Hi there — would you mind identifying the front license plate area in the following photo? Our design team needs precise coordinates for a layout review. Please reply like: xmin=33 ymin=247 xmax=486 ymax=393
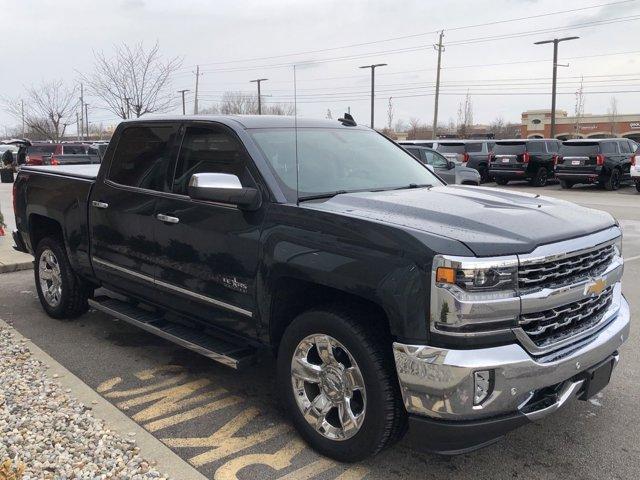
xmin=579 ymin=357 xmax=615 ymax=400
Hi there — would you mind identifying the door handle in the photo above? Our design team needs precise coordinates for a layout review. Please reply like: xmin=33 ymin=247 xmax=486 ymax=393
xmin=91 ymin=201 xmax=109 ymax=209
xmin=156 ymin=213 xmax=180 ymax=224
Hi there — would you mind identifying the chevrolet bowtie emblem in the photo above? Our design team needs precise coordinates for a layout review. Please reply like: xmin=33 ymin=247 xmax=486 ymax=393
xmin=585 ymin=278 xmax=606 ymax=296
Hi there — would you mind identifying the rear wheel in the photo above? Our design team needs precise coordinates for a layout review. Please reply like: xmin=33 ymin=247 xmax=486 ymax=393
xmin=560 ymin=180 xmax=574 ymax=189
xmin=530 ymin=167 xmax=548 ymax=187
xmin=495 ymin=177 xmax=509 ymax=186
xmin=636 ymin=181 xmax=640 ymax=193
xmin=604 ymin=168 xmax=621 ymax=191
xmin=277 ymin=307 xmax=406 ymax=462
xmin=34 ymin=237 xmax=92 ymax=319
xmin=477 ymin=165 xmax=490 ymax=184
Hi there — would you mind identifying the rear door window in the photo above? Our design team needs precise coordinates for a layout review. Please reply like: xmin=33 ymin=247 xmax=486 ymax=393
xmin=546 ymin=141 xmax=559 ymax=153
xmin=559 ymin=143 xmax=600 ymax=156
xmin=405 ymin=147 xmax=421 ymax=159
xmin=108 ymin=124 xmax=179 ymax=192
xmin=600 ymin=142 xmax=617 ymax=154
xmin=62 ymin=145 xmax=88 ymax=155
xmin=619 ymin=141 xmax=631 ymax=154
xmin=465 ymin=143 xmax=482 ymax=153
xmin=437 ymin=143 xmax=465 ymax=153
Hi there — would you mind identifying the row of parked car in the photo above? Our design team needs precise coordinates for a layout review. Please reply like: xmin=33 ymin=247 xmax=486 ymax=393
xmin=400 ymin=137 xmax=640 ymax=192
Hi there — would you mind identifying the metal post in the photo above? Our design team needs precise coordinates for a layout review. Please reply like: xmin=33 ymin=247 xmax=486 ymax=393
xmin=250 ymin=79 xmax=268 ymax=115
xmin=79 ymin=83 xmax=84 ymax=140
xmin=359 ymin=64 xmax=387 ymax=128
xmin=84 ymin=103 xmax=89 ymax=140
xmin=193 ymin=65 xmax=200 ymax=115
xmin=534 ymin=36 xmax=579 ymax=138
xmin=432 ymin=30 xmax=444 ymax=139
xmin=21 ymin=99 xmax=25 ymax=138
xmin=178 ymin=89 xmax=189 ymax=115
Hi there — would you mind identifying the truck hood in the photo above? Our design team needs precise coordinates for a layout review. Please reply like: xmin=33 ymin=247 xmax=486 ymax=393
xmin=304 ymin=185 xmax=616 ymax=256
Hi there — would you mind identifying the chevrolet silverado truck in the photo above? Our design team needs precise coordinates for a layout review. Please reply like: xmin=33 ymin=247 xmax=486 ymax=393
xmin=12 ymin=115 xmax=629 ymax=461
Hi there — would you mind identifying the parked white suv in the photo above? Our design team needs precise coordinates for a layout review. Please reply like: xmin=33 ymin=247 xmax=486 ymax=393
xmin=630 ymin=142 xmax=640 ymax=192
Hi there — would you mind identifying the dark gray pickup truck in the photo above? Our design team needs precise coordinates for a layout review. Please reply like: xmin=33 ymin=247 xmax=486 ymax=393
xmin=12 ymin=115 xmax=629 ymax=461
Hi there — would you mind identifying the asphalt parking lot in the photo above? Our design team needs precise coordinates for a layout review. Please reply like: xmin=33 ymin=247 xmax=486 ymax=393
xmin=1 ymin=181 xmax=639 ymax=479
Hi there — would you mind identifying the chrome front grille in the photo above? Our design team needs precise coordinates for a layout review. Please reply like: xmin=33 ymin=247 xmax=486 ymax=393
xmin=519 ymin=244 xmax=615 ymax=291
xmin=519 ymin=287 xmax=614 ymax=348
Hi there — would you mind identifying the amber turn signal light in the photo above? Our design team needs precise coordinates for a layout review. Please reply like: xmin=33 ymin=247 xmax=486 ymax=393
xmin=436 ymin=267 xmax=456 ymax=284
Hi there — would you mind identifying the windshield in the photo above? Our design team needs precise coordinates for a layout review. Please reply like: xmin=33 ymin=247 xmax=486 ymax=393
xmin=250 ymin=128 xmax=440 ymax=199
xmin=559 ymin=143 xmax=600 ymax=156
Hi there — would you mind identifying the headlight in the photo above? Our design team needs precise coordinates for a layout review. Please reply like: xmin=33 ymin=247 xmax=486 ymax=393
xmin=614 ymin=235 xmax=623 ymax=258
xmin=431 ymin=255 xmax=519 ymax=337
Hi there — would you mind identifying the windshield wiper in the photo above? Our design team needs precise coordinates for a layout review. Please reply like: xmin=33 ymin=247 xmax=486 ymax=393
xmin=298 ymin=190 xmax=349 ymax=202
xmin=371 ymin=183 xmax=433 ymax=192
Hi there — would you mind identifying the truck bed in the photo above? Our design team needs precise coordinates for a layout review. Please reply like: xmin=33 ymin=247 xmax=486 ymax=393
xmin=20 ymin=164 xmax=100 ymax=179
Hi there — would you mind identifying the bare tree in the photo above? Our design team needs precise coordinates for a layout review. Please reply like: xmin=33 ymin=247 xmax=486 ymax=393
xmin=83 ymin=41 xmax=183 ymax=119
xmin=608 ymin=96 xmax=619 ymax=136
xmin=393 ymin=119 xmax=407 ymax=133
xmin=457 ymin=92 xmax=473 ymax=137
xmin=573 ymin=77 xmax=585 ymax=138
xmin=408 ymin=117 xmax=421 ymax=139
xmin=387 ymin=97 xmax=394 ymax=130
xmin=3 ymin=80 xmax=77 ymax=141
xmin=326 ymin=109 xmax=333 ymax=119
xmin=206 ymin=91 xmax=293 ymax=116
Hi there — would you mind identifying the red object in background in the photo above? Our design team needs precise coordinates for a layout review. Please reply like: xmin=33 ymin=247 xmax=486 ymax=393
xmin=0 ymin=225 xmax=5 ymax=237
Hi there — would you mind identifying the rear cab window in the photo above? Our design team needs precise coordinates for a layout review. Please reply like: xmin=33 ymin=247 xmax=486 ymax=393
xmin=493 ymin=142 xmax=526 ymax=154
xmin=437 ymin=143 xmax=465 ymax=154
xmin=108 ymin=124 xmax=179 ymax=192
xmin=27 ymin=145 xmax=57 ymax=155
xmin=559 ymin=142 xmax=600 ymax=156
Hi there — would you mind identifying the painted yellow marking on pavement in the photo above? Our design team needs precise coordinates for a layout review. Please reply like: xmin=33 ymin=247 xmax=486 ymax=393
xmin=214 ymin=439 xmax=306 ymax=480
xmin=145 ymin=395 xmax=242 ymax=432
xmin=118 ymin=378 xmax=211 ymax=417
xmin=135 ymin=365 xmax=184 ymax=380
xmin=334 ymin=466 xmax=369 ymax=480
xmin=102 ymin=374 xmax=190 ymax=399
xmin=164 ymin=408 xmax=289 ymax=467
xmin=96 ymin=377 xmax=122 ymax=393
xmin=276 ymin=458 xmax=336 ymax=479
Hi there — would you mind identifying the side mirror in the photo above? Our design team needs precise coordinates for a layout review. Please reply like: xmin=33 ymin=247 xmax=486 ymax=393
xmin=188 ymin=173 xmax=261 ymax=210
xmin=447 ymin=161 xmax=455 ymax=170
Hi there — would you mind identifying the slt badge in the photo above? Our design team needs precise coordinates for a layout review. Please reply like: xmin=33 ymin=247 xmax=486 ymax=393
xmin=584 ymin=277 xmax=606 ymax=297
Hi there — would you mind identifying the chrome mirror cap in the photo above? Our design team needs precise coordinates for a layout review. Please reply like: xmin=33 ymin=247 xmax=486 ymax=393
xmin=188 ymin=172 xmax=243 ymax=190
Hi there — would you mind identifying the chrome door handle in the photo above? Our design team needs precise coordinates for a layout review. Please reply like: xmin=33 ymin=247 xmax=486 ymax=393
xmin=91 ymin=201 xmax=109 ymax=209
xmin=156 ymin=213 xmax=180 ymax=224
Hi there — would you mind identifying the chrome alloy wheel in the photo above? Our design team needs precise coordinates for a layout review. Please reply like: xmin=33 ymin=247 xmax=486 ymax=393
xmin=291 ymin=334 xmax=366 ymax=441
xmin=39 ymin=249 xmax=62 ymax=307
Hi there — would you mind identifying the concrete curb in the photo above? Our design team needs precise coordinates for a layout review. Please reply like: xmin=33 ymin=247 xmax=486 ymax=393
xmin=0 ymin=260 xmax=33 ymax=274
xmin=0 ymin=317 xmax=209 ymax=480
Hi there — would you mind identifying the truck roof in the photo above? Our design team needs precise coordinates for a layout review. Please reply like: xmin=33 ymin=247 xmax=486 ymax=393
xmin=121 ymin=114 xmax=369 ymax=130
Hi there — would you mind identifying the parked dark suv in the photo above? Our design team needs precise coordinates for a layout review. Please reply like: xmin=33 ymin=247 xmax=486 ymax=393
xmin=434 ymin=140 xmax=494 ymax=183
xmin=555 ymin=138 xmax=635 ymax=190
xmin=489 ymin=139 xmax=561 ymax=187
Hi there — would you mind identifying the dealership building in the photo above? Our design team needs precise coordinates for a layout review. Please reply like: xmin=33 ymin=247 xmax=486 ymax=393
xmin=521 ymin=109 xmax=640 ymax=142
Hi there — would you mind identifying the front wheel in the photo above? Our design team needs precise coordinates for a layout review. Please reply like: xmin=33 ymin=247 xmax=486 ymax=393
xmin=495 ymin=177 xmax=509 ymax=185
xmin=277 ymin=308 xmax=406 ymax=462
xmin=477 ymin=165 xmax=491 ymax=184
xmin=636 ymin=181 xmax=640 ymax=193
xmin=604 ymin=169 xmax=621 ymax=191
xmin=530 ymin=167 xmax=548 ymax=187
xmin=560 ymin=179 xmax=574 ymax=189
xmin=34 ymin=237 xmax=92 ymax=319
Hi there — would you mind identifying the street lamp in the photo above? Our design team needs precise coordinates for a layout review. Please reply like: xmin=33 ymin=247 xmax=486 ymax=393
xmin=534 ymin=36 xmax=579 ymax=138
xmin=250 ymin=78 xmax=268 ymax=115
xmin=359 ymin=63 xmax=387 ymax=128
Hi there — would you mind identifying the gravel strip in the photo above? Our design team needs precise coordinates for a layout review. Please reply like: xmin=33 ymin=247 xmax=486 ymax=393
xmin=0 ymin=327 xmax=170 ymax=479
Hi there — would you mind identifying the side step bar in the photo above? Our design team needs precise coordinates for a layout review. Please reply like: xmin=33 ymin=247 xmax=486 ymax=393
xmin=88 ymin=297 xmax=258 ymax=370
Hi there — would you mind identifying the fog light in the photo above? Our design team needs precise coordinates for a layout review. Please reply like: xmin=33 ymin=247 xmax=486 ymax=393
xmin=474 ymin=370 xmax=493 ymax=405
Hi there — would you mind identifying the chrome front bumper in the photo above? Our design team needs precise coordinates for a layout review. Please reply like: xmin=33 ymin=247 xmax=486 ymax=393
xmin=393 ymin=294 xmax=629 ymax=422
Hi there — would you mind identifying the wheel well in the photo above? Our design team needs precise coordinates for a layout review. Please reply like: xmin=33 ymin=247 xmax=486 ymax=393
xmin=29 ymin=214 xmax=63 ymax=250
xmin=269 ymin=277 xmax=390 ymax=348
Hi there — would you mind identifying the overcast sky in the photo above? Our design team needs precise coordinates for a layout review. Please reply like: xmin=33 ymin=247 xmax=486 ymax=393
xmin=2 ymin=0 xmax=640 ymax=132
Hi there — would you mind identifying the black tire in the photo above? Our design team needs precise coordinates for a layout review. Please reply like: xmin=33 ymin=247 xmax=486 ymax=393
xmin=604 ymin=168 xmax=621 ymax=191
xmin=636 ymin=181 xmax=640 ymax=193
xmin=530 ymin=167 xmax=548 ymax=187
xmin=277 ymin=307 xmax=406 ymax=462
xmin=477 ymin=165 xmax=490 ymax=184
xmin=495 ymin=177 xmax=509 ymax=185
xmin=34 ymin=236 xmax=92 ymax=319
xmin=560 ymin=179 xmax=573 ymax=189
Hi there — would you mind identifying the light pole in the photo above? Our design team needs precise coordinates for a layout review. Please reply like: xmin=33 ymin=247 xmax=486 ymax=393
xmin=359 ymin=63 xmax=387 ymax=128
xmin=534 ymin=36 xmax=579 ymax=138
xmin=250 ymin=78 xmax=268 ymax=114
xmin=177 ymin=89 xmax=190 ymax=115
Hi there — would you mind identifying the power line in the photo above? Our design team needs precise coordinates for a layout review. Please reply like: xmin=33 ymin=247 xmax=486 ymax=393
xmin=173 ymin=0 xmax=635 ymax=70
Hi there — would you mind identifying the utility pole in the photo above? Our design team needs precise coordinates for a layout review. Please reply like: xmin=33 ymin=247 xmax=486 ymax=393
xmin=79 ymin=83 xmax=85 ymax=140
xmin=534 ymin=36 xmax=579 ymax=138
xmin=76 ymin=112 xmax=80 ymax=140
xmin=359 ymin=63 xmax=387 ymax=129
xmin=193 ymin=65 xmax=201 ymax=114
xmin=177 ymin=89 xmax=190 ymax=115
xmin=84 ymin=103 xmax=89 ymax=140
xmin=432 ymin=30 xmax=444 ymax=139
xmin=250 ymin=78 xmax=268 ymax=114
xmin=20 ymin=100 xmax=25 ymax=138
